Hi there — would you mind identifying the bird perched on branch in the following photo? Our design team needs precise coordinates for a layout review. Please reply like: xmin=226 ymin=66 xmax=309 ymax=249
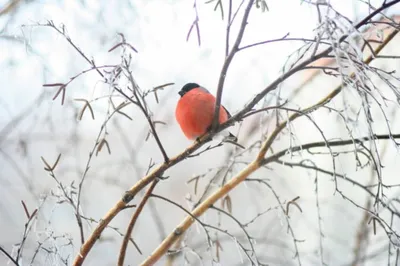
xmin=175 ymin=82 xmax=244 ymax=149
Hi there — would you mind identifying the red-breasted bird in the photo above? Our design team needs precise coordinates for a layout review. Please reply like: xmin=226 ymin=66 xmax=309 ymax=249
xmin=175 ymin=83 xmax=244 ymax=148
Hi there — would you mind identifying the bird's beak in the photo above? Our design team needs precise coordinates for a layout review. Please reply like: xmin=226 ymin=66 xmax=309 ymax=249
xmin=178 ymin=90 xmax=184 ymax=97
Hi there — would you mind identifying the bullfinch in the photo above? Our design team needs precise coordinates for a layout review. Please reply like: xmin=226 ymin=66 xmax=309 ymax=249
xmin=175 ymin=83 xmax=244 ymax=148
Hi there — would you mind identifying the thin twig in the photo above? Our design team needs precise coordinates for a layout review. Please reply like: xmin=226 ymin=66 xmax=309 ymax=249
xmin=0 ymin=246 xmax=19 ymax=266
xmin=211 ymin=0 xmax=255 ymax=130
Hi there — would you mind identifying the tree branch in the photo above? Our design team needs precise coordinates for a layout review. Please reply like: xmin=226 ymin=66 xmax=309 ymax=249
xmin=118 ymin=180 xmax=158 ymax=266
xmin=0 ymin=246 xmax=19 ymax=266
xmin=211 ymin=0 xmax=255 ymax=130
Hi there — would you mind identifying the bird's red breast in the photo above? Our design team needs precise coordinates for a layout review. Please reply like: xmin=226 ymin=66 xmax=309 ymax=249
xmin=175 ymin=86 xmax=229 ymax=140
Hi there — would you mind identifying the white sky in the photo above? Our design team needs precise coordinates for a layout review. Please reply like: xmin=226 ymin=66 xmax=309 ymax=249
xmin=1 ymin=1 xmax=400 ymax=265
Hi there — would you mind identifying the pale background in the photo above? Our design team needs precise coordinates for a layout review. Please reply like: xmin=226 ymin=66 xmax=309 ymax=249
xmin=1 ymin=0 xmax=400 ymax=265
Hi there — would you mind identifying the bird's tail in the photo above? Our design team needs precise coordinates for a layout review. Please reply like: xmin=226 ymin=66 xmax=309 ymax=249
xmin=224 ymin=132 xmax=245 ymax=149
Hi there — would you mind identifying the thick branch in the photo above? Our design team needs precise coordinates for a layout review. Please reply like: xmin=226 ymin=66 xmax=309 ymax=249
xmin=140 ymin=160 xmax=259 ymax=266
xmin=72 ymin=133 xmax=216 ymax=266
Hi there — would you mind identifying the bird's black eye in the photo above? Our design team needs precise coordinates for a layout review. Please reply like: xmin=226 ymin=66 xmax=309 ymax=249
xmin=178 ymin=82 xmax=200 ymax=97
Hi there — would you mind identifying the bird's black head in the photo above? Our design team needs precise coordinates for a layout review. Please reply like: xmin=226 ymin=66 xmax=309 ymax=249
xmin=179 ymin=83 xmax=199 ymax=97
